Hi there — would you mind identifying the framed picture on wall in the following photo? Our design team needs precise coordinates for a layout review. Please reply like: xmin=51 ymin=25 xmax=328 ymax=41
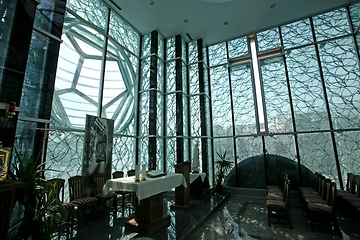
xmin=0 ymin=147 xmax=11 ymax=181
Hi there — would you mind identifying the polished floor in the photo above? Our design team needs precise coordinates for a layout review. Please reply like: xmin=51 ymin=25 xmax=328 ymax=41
xmin=60 ymin=189 xmax=360 ymax=240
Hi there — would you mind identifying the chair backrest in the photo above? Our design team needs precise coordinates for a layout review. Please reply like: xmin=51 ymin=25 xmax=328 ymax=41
xmin=280 ymin=172 xmax=288 ymax=191
xmin=48 ymin=178 xmax=65 ymax=203
xmin=329 ymin=181 xmax=337 ymax=211
xmin=324 ymin=179 xmax=332 ymax=203
xmin=127 ymin=169 xmax=135 ymax=177
xmin=314 ymin=173 xmax=322 ymax=192
xmin=318 ymin=176 xmax=326 ymax=197
xmin=68 ymin=176 xmax=86 ymax=201
xmin=345 ymin=173 xmax=354 ymax=192
xmin=92 ymin=173 xmax=106 ymax=196
xmin=113 ymin=171 xmax=124 ymax=179
xmin=353 ymin=175 xmax=360 ymax=198
xmin=284 ymin=179 xmax=291 ymax=207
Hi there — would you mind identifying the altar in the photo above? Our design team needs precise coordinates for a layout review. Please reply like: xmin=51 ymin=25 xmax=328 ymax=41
xmin=190 ymin=172 xmax=207 ymax=198
xmin=103 ymin=173 xmax=187 ymax=234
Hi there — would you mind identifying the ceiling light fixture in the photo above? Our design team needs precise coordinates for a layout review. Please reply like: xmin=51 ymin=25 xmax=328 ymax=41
xmin=224 ymin=21 xmax=228 ymax=25
xmin=270 ymin=3 xmax=276 ymax=8
xmin=149 ymin=0 xmax=154 ymax=5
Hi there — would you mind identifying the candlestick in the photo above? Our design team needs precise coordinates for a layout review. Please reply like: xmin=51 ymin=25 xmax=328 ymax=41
xmin=135 ymin=165 xmax=140 ymax=182
xmin=141 ymin=164 xmax=147 ymax=181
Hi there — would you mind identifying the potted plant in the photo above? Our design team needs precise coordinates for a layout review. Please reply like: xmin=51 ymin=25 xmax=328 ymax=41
xmin=215 ymin=149 xmax=233 ymax=194
xmin=8 ymin=150 xmax=64 ymax=240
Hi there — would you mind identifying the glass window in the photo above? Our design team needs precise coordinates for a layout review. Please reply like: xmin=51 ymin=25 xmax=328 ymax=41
xmin=319 ymin=37 xmax=360 ymax=130
xmin=281 ymin=19 xmax=313 ymax=49
xmin=66 ymin=0 xmax=108 ymax=31
xmin=256 ymin=28 xmax=281 ymax=52
xmin=208 ymin=42 xmax=227 ymax=67
xmin=230 ymin=64 xmax=257 ymax=135
xmin=286 ymin=46 xmax=330 ymax=131
xmin=228 ymin=37 xmax=248 ymax=59
xmin=313 ymin=8 xmax=351 ymax=41
xmin=109 ymin=12 xmax=140 ymax=56
xmin=210 ymin=66 xmax=233 ymax=137
xmin=261 ymin=57 xmax=293 ymax=133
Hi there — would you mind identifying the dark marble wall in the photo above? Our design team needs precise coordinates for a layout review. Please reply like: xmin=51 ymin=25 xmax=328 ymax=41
xmin=0 ymin=0 xmax=38 ymax=148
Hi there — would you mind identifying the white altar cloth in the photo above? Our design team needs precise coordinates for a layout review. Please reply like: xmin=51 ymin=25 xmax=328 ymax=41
xmin=190 ymin=172 xmax=206 ymax=184
xmin=103 ymin=173 xmax=187 ymax=202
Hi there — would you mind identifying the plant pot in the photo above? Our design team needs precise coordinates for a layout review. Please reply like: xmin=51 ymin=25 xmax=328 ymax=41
xmin=216 ymin=184 xmax=223 ymax=195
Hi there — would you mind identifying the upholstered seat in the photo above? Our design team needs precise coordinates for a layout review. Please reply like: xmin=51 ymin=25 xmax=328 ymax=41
xmin=92 ymin=173 xmax=117 ymax=212
xmin=300 ymin=172 xmax=321 ymax=195
xmin=266 ymin=179 xmax=292 ymax=229
xmin=267 ymin=172 xmax=286 ymax=191
xmin=337 ymin=173 xmax=355 ymax=198
xmin=267 ymin=173 xmax=288 ymax=200
xmin=112 ymin=170 xmax=134 ymax=215
xmin=307 ymin=181 xmax=341 ymax=236
xmin=304 ymin=179 xmax=332 ymax=207
xmin=47 ymin=178 xmax=75 ymax=236
xmin=68 ymin=176 xmax=97 ymax=226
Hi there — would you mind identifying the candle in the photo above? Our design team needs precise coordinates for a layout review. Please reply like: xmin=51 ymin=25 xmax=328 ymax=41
xmin=142 ymin=164 xmax=146 ymax=179
xmin=135 ymin=165 xmax=140 ymax=179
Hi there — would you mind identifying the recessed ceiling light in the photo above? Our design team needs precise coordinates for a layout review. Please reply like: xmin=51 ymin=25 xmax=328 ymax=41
xmin=270 ymin=3 xmax=276 ymax=8
xmin=149 ymin=0 xmax=154 ymax=5
xmin=224 ymin=21 xmax=228 ymax=25
xmin=184 ymin=19 xmax=189 ymax=23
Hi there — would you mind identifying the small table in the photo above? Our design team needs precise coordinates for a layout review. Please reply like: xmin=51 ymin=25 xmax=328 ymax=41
xmin=190 ymin=173 xmax=207 ymax=197
xmin=190 ymin=172 xmax=206 ymax=184
xmin=103 ymin=173 xmax=187 ymax=234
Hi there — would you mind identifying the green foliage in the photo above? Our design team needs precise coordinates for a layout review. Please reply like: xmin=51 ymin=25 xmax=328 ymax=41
xmin=215 ymin=149 xmax=233 ymax=186
xmin=8 ymin=149 xmax=64 ymax=240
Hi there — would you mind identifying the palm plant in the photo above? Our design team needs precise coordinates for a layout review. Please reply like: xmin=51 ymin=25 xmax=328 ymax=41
xmin=8 ymin=149 xmax=64 ymax=240
xmin=215 ymin=149 xmax=233 ymax=194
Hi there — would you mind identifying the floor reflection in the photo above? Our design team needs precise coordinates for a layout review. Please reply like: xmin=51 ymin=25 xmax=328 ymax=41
xmin=60 ymin=191 xmax=360 ymax=240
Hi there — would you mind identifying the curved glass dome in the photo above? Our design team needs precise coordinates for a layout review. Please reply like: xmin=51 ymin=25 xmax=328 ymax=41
xmin=52 ymin=18 xmax=137 ymax=134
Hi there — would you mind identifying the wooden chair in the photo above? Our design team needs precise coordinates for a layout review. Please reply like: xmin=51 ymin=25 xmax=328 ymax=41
xmin=267 ymin=171 xmax=286 ymax=192
xmin=307 ymin=181 xmax=341 ymax=236
xmin=68 ymin=176 xmax=97 ymax=226
xmin=346 ymin=176 xmax=360 ymax=222
xmin=301 ymin=175 xmax=326 ymax=201
xmin=127 ymin=169 xmax=136 ymax=177
xmin=304 ymin=179 xmax=332 ymax=206
xmin=92 ymin=173 xmax=118 ymax=212
xmin=337 ymin=173 xmax=355 ymax=199
xmin=266 ymin=179 xmax=292 ymax=229
xmin=299 ymin=172 xmax=321 ymax=196
xmin=267 ymin=173 xmax=288 ymax=200
xmin=47 ymin=178 xmax=75 ymax=235
xmin=112 ymin=170 xmax=134 ymax=215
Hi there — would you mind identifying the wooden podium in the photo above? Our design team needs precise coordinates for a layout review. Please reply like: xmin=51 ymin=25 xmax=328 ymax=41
xmin=171 ymin=161 xmax=194 ymax=209
xmin=126 ymin=192 xmax=170 ymax=234
xmin=0 ymin=180 xmax=25 ymax=239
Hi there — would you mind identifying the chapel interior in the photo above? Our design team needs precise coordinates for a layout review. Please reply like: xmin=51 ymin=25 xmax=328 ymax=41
xmin=1 ymin=0 xmax=360 ymax=239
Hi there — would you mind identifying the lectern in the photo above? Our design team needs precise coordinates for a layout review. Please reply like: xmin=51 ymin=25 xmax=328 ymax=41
xmin=0 ymin=180 xmax=25 ymax=239
xmin=171 ymin=161 xmax=194 ymax=209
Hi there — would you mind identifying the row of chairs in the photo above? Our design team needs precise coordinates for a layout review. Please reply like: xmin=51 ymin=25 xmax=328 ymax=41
xmin=266 ymin=172 xmax=293 ymax=229
xmin=47 ymin=170 xmax=136 ymax=235
xmin=299 ymin=172 xmax=341 ymax=236
xmin=337 ymin=173 xmax=360 ymax=222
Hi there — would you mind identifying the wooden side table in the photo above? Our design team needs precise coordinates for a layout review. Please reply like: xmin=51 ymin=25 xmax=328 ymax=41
xmin=0 ymin=180 xmax=25 ymax=239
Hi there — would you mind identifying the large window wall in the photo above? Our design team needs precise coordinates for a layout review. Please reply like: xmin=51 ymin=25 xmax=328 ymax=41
xmin=11 ymin=0 xmax=360 ymax=196
xmin=45 ymin=0 xmax=140 ymax=184
xmin=210 ymin=4 xmax=360 ymax=189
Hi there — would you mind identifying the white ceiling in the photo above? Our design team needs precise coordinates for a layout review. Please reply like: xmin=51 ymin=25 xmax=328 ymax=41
xmin=107 ymin=0 xmax=351 ymax=46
